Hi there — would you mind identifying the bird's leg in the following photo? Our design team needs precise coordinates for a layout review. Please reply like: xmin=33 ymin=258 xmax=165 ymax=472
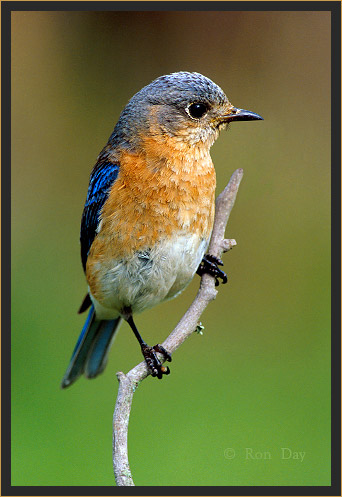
xmin=197 ymin=254 xmax=228 ymax=286
xmin=126 ymin=315 xmax=172 ymax=379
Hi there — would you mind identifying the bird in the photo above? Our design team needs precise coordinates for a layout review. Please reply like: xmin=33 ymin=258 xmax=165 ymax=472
xmin=61 ymin=71 xmax=262 ymax=388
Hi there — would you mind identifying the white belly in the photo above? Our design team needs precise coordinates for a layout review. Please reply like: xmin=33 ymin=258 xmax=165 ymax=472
xmin=90 ymin=232 xmax=208 ymax=319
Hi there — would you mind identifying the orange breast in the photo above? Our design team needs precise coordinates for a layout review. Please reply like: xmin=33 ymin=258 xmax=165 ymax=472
xmin=86 ymin=136 xmax=216 ymax=284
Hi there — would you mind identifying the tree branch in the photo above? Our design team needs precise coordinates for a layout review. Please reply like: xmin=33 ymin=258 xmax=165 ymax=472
xmin=112 ymin=168 xmax=244 ymax=486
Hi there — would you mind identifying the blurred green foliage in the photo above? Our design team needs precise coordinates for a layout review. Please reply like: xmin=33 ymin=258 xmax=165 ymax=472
xmin=11 ymin=10 xmax=330 ymax=486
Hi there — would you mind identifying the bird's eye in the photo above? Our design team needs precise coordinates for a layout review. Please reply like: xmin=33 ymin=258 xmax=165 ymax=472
xmin=187 ymin=102 xmax=208 ymax=119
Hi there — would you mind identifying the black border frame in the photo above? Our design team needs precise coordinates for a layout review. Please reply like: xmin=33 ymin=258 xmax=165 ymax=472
xmin=2 ymin=2 xmax=341 ymax=496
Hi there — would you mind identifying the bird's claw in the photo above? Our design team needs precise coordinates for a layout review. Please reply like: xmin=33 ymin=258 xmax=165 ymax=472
xmin=141 ymin=343 xmax=172 ymax=379
xmin=197 ymin=254 xmax=228 ymax=286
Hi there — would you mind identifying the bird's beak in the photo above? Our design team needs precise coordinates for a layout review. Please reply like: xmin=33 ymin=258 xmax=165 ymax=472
xmin=221 ymin=107 xmax=263 ymax=123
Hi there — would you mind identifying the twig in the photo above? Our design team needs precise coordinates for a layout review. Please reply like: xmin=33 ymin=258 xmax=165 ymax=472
xmin=112 ymin=168 xmax=244 ymax=486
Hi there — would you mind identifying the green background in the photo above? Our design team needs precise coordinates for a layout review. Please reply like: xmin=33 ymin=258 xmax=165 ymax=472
xmin=11 ymin=9 xmax=331 ymax=487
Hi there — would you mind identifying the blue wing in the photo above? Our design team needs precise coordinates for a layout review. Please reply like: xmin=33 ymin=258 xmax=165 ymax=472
xmin=80 ymin=160 xmax=120 ymax=272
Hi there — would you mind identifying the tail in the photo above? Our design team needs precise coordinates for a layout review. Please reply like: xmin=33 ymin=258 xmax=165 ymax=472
xmin=61 ymin=305 xmax=122 ymax=389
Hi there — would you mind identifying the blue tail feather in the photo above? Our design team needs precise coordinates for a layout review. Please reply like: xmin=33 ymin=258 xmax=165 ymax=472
xmin=61 ymin=305 xmax=121 ymax=388
xmin=85 ymin=317 xmax=122 ymax=378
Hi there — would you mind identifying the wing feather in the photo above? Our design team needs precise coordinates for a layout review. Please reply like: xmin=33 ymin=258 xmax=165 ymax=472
xmin=80 ymin=161 xmax=120 ymax=271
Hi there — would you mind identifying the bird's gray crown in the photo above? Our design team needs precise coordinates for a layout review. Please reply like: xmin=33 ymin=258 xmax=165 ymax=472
xmin=135 ymin=71 xmax=227 ymax=107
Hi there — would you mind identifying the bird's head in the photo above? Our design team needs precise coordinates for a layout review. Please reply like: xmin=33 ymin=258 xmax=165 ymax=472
xmin=111 ymin=71 xmax=263 ymax=154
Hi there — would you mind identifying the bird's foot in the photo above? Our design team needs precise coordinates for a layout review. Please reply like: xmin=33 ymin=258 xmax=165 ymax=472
xmin=197 ymin=254 xmax=228 ymax=286
xmin=141 ymin=343 xmax=172 ymax=379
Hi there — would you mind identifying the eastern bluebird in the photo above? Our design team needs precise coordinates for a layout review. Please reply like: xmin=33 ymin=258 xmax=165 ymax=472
xmin=61 ymin=71 xmax=262 ymax=388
